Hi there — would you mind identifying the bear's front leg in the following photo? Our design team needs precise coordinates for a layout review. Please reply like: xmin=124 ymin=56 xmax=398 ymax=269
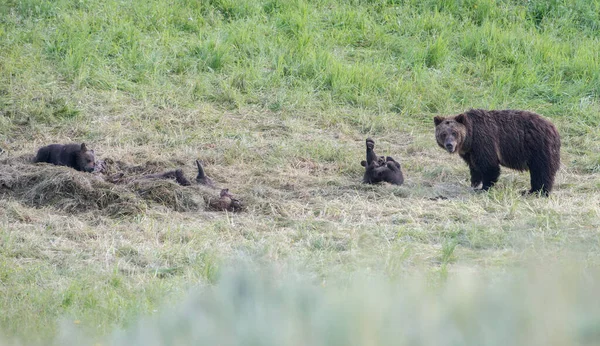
xmin=461 ymin=153 xmax=482 ymax=188
xmin=468 ymin=152 xmax=500 ymax=191
xmin=480 ymin=166 xmax=501 ymax=191
xmin=469 ymin=164 xmax=483 ymax=188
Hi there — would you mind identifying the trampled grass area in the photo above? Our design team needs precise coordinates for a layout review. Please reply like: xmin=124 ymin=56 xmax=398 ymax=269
xmin=1 ymin=0 xmax=600 ymax=344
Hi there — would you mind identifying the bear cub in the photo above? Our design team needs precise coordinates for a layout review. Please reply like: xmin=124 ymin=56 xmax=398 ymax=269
xmin=360 ymin=138 xmax=404 ymax=185
xmin=434 ymin=109 xmax=561 ymax=196
xmin=137 ymin=160 xmax=215 ymax=187
xmin=35 ymin=143 xmax=96 ymax=173
xmin=209 ymin=188 xmax=243 ymax=212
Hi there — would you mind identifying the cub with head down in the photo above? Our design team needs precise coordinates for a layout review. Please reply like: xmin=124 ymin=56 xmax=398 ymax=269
xmin=34 ymin=143 xmax=96 ymax=173
xmin=360 ymin=138 xmax=404 ymax=185
xmin=434 ymin=109 xmax=561 ymax=196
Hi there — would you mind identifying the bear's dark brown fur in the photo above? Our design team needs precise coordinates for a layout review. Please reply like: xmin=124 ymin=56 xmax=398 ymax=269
xmin=434 ymin=109 xmax=561 ymax=196
xmin=143 ymin=160 xmax=214 ymax=187
xmin=140 ymin=169 xmax=192 ymax=186
xmin=99 ymin=160 xmax=213 ymax=187
xmin=34 ymin=143 xmax=96 ymax=173
xmin=360 ymin=138 xmax=404 ymax=185
xmin=195 ymin=160 xmax=215 ymax=187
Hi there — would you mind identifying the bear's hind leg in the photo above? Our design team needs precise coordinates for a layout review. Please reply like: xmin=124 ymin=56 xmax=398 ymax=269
xmin=365 ymin=138 xmax=378 ymax=165
xmin=363 ymin=163 xmax=376 ymax=184
xmin=528 ymin=159 xmax=555 ymax=197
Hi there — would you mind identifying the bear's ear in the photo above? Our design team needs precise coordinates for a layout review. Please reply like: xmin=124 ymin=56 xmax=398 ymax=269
xmin=80 ymin=143 xmax=88 ymax=152
xmin=455 ymin=114 xmax=467 ymax=124
xmin=360 ymin=160 xmax=367 ymax=167
xmin=434 ymin=116 xmax=444 ymax=126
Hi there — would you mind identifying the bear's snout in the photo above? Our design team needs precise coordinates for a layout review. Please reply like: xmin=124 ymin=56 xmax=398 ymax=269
xmin=445 ymin=142 xmax=455 ymax=153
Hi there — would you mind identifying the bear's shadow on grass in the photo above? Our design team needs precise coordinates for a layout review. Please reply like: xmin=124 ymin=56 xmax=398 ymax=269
xmin=429 ymin=182 xmax=470 ymax=200
xmin=351 ymin=179 xmax=470 ymax=201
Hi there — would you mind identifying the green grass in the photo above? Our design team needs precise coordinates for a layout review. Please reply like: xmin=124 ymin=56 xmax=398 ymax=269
xmin=1 ymin=0 xmax=600 ymax=344
xmin=25 ymin=263 xmax=593 ymax=346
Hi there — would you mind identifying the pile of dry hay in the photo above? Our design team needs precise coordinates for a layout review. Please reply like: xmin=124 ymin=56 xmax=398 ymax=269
xmin=0 ymin=156 xmax=238 ymax=217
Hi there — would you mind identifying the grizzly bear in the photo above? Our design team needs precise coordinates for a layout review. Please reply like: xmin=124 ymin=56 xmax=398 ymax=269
xmin=360 ymin=138 xmax=404 ymax=185
xmin=34 ymin=143 xmax=96 ymax=173
xmin=208 ymin=188 xmax=243 ymax=212
xmin=434 ymin=109 xmax=561 ymax=196
xmin=139 ymin=160 xmax=215 ymax=187
xmin=195 ymin=160 xmax=215 ymax=187
xmin=140 ymin=169 xmax=192 ymax=186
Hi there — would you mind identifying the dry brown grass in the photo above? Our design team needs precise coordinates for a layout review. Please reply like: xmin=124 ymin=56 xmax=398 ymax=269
xmin=0 ymin=154 xmax=253 ymax=218
xmin=2 ymin=89 xmax=599 ymax=346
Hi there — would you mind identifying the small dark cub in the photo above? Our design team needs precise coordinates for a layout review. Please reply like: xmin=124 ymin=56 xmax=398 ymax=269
xmin=35 ymin=143 xmax=96 ymax=173
xmin=360 ymin=138 xmax=404 ymax=185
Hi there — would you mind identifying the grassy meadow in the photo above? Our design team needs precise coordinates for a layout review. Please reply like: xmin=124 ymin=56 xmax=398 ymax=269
xmin=1 ymin=0 xmax=600 ymax=344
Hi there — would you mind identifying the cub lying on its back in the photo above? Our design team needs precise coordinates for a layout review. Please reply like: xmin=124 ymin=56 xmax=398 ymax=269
xmin=35 ymin=143 xmax=96 ymax=173
xmin=434 ymin=109 xmax=561 ymax=196
xmin=360 ymin=138 xmax=404 ymax=185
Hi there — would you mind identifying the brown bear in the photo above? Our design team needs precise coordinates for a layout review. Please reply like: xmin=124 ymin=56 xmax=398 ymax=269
xmin=139 ymin=169 xmax=192 ymax=186
xmin=360 ymin=138 xmax=404 ymax=185
xmin=208 ymin=188 xmax=243 ymax=212
xmin=34 ymin=143 xmax=96 ymax=173
xmin=140 ymin=160 xmax=215 ymax=187
xmin=101 ymin=160 xmax=215 ymax=187
xmin=434 ymin=109 xmax=561 ymax=196
xmin=97 ymin=159 xmax=244 ymax=211
xmin=195 ymin=160 xmax=215 ymax=187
